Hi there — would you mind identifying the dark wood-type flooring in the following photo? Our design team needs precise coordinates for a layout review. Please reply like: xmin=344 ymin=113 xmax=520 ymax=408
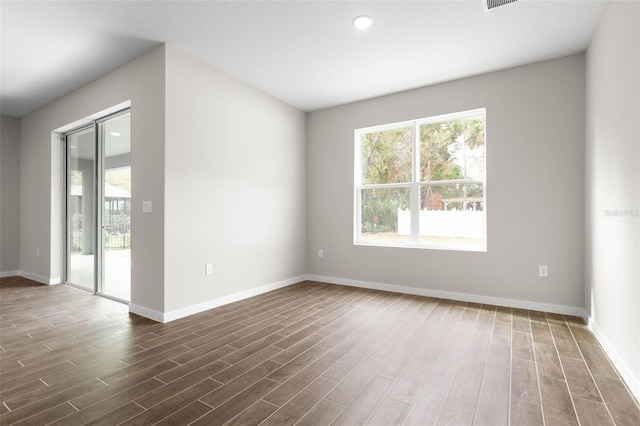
xmin=1 ymin=276 xmax=639 ymax=425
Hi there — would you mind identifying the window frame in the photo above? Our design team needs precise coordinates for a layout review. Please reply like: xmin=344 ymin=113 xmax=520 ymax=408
xmin=354 ymin=108 xmax=487 ymax=252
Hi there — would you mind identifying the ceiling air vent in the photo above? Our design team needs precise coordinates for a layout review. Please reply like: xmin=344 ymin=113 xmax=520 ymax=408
xmin=484 ymin=0 xmax=519 ymax=11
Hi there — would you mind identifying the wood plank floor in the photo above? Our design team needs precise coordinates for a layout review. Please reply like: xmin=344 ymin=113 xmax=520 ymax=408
xmin=1 ymin=276 xmax=639 ymax=425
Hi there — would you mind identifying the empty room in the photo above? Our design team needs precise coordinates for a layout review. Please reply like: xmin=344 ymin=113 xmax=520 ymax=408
xmin=0 ymin=0 xmax=638 ymax=425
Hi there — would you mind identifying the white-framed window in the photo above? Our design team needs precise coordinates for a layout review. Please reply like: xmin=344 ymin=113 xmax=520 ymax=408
xmin=354 ymin=108 xmax=486 ymax=251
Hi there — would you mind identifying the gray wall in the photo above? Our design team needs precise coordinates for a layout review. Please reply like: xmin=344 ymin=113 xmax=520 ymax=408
xmin=163 ymin=45 xmax=307 ymax=314
xmin=1 ymin=115 xmax=21 ymax=273
xmin=19 ymin=46 xmax=166 ymax=312
xmin=307 ymin=54 xmax=586 ymax=311
xmin=586 ymin=0 xmax=639 ymax=397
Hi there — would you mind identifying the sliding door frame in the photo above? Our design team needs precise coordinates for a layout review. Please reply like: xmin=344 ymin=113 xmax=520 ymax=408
xmin=64 ymin=123 xmax=97 ymax=294
xmin=63 ymin=108 xmax=131 ymax=303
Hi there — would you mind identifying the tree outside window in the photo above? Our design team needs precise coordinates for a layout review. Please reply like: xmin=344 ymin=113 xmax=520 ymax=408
xmin=355 ymin=108 xmax=486 ymax=251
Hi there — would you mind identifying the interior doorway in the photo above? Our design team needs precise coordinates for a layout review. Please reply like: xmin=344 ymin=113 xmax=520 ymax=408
xmin=65 ymin=110 xmax=131 ymax=302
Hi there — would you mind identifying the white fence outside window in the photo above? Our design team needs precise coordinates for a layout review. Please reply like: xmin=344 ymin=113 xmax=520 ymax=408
xmin=397 ymin=209 xmax=484 ymax=239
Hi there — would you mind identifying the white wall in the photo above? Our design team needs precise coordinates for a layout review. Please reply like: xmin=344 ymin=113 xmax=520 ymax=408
xmin=586 ymin=0 xmax=640 ymax=398
xmin=307 ymin=54 xmax=586 ymax=312
xmin=1 ymin=115 xmax=21 ymax=274
xmin=19 ymin=46 xmax=166 ymax=313
xmin=163 ymin=45 xmax=307 ymax=315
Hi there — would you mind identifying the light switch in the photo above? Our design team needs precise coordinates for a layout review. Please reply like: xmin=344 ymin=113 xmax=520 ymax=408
xmin=142 ymin=201 xmax=152 ymax=214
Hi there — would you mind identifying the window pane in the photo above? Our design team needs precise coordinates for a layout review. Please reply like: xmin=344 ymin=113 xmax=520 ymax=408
xmin=361 ymin=126 xmax=412 ymax=184
xmin=420 ymin=116 xmax=485 ymax=182
xmin=360 ymin=187 xmax=411 ymax=244
xmin=67 ymin=127 xmax=96 ymax=290
xmin=419 ymin=184 xmax=485 ymax=249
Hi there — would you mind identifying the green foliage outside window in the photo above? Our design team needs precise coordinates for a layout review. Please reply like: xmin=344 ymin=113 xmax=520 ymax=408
xmin=359 ymin=115 xmax=485 ymax=235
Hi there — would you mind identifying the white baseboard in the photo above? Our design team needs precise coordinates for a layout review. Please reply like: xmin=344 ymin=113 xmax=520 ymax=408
xmin=17 ymin=271 xmax=62 ymax=285
xmin=129 ymin=303 xmax=165 ymax=323
xmin=131 ymin=275 xmax=308 ymax=323
xmin=0 ymin=270 xmax=20 ymax=278
xmin=307 ymin=274 xmax=588 ymax=320
xmin=588 ymin=318 xmax=640 ymax=402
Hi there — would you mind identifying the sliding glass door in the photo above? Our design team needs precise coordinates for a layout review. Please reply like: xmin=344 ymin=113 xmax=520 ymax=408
xmin=65 ymin=110 xmax=131 ymax=302
xmin=99 ymin=113 xmax=131 ymax=301
xmin=66 ymin=126 xmax=96 ymax=292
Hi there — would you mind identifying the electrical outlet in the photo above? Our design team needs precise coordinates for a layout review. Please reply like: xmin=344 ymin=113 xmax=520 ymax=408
xmin=539 ymin=265 xmax=548 ymax=278
xmin=318 ymin=249 xmax=324 ymax=258
xmin=205 ymin=263 xmax=213 ymax=276
xmin=36 ymin=248 xmax=40 ymax=257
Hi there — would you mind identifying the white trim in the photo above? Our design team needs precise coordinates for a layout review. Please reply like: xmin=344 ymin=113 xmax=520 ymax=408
xmin=354 ymin=109 xmax=487 ymax=252
xmin=129 ymin=304 xmax=165 ymax=323
xmin=307 ymin=274 xmax=588 ymax=319
xmin=588 ymin=318 xmax=640 ymax=402
xmin=18 ymin=271 xmax=62 ymax=285
xmin=354 ymin=108 xmax=486 ymax=134
xmin=162 ymin=275 xmax=307 ymax=323
xmin=0 ymin=270 xmax=20 ymax=278
xmin=130 ymin=275 xmax=308 ymax=323
xmin=54 ymin=101 xmax=131 ymax=133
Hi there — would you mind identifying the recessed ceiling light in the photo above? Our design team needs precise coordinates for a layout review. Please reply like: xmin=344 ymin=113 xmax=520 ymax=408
xmin=110 ymin=132 xmax=121 ymax=137
xmin=353 ymin=15 xmax=373 ymax=30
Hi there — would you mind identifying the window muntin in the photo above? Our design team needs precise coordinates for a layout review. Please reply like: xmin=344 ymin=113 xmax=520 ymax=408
xmin=355 ymin=109 xmax=486 ymax=251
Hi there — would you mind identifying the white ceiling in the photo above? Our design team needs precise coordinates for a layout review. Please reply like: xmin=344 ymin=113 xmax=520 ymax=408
xmin=1 ymin=0 xmax=606 ymax=118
